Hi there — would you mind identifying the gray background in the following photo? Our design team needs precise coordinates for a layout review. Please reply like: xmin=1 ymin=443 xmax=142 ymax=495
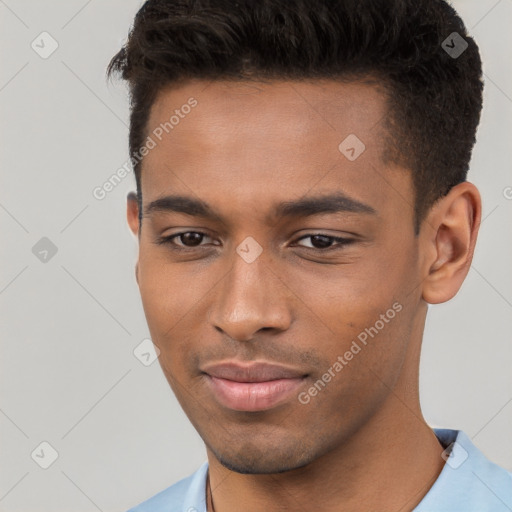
xmin=1 ymin=0 xmax=511 ymax=510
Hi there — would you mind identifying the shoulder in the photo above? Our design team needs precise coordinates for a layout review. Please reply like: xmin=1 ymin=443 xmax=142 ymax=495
xmin=415 ymin=428 xmax=512 ymax=512
xmin=126 ymin=461 xmax=209 ymax=512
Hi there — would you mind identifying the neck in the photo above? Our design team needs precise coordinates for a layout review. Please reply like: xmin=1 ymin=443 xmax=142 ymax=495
xmin=206 ymin=311 xmax=446 ymax=511
xmin=207 ymin=407 xmax=445 ymax=511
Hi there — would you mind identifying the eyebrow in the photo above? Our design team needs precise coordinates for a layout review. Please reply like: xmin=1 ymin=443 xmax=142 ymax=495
xmin=144 ymin=192 xmax=376 ymax=223
xmin=144 ymin=195 xmax=224 ymax=222
xmin=273 ymin=193 xmax=376 ymax=218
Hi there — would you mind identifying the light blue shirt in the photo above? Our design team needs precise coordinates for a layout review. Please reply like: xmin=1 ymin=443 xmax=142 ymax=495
xmin=127 ymin=428 xmax=512 ymax=511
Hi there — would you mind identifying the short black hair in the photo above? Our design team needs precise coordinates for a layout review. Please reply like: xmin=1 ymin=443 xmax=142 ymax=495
xmin=107 ymin=0 xmax=484 ymax=232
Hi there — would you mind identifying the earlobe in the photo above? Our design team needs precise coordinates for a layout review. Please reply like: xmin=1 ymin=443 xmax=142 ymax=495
xmin=421 ymin=182 xmax=481 ymax=304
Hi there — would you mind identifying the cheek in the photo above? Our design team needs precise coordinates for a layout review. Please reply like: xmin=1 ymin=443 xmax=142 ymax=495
xmin=297 ymin=301 xmax=413 ymax=428
xmin=136 ymin=252 xmax=211 ymax=352
xmin=138 ymin=241 xmax=209 ymax=303
xmin=283 ymin=247 xmax=416 ymax=377
xmin=286 ymin=257 xmax=410 ymax=335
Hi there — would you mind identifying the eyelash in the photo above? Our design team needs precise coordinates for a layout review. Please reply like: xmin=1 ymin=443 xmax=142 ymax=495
xmin=156 ymin=231 xmax=355 ymax=252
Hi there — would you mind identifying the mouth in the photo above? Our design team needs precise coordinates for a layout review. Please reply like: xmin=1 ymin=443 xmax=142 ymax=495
xmin=202 ymin=361 xmax=308 ymax=412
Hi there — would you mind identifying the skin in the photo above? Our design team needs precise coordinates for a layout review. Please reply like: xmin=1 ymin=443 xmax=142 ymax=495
xmin=127 ymin=78 xmax=481 ymax=511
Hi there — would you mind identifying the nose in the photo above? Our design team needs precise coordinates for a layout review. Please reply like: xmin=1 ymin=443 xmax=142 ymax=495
xmin=208 ymin=250 xmax=292 ymax=342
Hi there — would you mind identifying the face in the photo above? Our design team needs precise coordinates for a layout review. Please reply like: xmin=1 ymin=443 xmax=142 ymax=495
xmin=128 ymin=79 xmax=427 ymax=474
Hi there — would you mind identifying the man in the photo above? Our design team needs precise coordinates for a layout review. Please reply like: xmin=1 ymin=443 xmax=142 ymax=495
xmin=108 ymin=0 xmax=512 ymax=510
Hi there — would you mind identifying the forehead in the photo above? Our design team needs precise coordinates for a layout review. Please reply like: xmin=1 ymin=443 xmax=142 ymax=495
xmin=147 ymin=78 xmax=388 ymax=146
xmin=140 ymin=79 xmax=407 ymax=221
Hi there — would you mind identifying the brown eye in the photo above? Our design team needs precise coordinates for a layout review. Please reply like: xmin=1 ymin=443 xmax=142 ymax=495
xmin=156 ymin=231 xmax=217 ymax=249
xmin=309 ymin=235 xmax=335 ymax=249
xmin=177 ymin=232 xmax=205 ymax=247
xmin=295 ymin=234 xmax=355 ymax=250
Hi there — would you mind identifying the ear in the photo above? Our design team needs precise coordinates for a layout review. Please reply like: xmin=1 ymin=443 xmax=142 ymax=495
xmin=420 ymin=182 xmax=481 ymax=304
xmin=127 ymin=191 xmax=140 ymax=237
xmin=127 ymin=191 xmax=140 ymax=285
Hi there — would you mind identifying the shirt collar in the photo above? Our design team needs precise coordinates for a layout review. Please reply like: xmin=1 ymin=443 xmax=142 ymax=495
xmin=414 ymin=428 xmax=512 ymax=511
xmin=183 ymin=429 xmax=512 ymax=512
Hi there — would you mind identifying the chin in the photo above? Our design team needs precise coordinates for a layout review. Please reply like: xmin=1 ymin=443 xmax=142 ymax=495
xmin=211 ymin=442 xmax=315 ymax=475
xmin=218 ymin=456 xmax=311 ymax=475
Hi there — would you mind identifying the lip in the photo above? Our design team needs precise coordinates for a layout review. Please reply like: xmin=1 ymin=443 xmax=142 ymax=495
xmin=202 ymin=361 xmax=308 ymax=412
xmin=202 ymin=361 xmax=307 ymax=382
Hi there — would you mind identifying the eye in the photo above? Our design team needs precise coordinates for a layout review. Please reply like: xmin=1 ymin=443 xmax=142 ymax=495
xmin=294 ymin=234 xmax=355 ymax=250
xmin=156 ymin=231 xmax=355 ymax=252
xmin=156 ymin=231 xmax=218 ymax=249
